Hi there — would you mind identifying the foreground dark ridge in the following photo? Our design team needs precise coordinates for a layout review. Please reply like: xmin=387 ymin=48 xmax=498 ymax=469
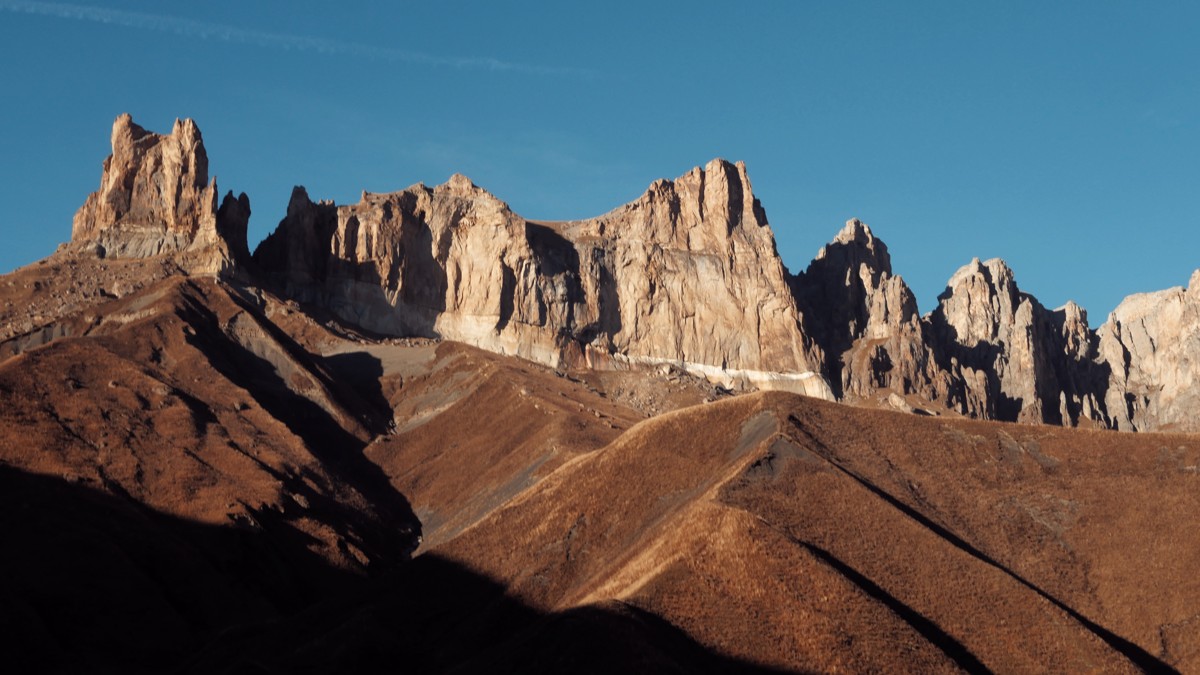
xmin=0 ymin=467 xmax=793 ymax=674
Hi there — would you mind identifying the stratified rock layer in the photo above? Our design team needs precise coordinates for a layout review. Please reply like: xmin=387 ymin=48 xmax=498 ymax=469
xmin=254 ymin=160 xmax=832 ymax=399
xmin=71 ymin=114 xmax=249 ymax=274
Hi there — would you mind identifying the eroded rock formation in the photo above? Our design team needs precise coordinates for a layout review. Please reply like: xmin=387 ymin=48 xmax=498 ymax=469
xmin=925 ymin=258 xmax=1108 ymax=426
xmin=253 ymin=160 xmax=832 ymax=399
xmin=1096 ymin=271 xmax=1200 ymax=431
xmin=793 ymin=224 xmax=1117 ymax=428
xmin=71 ymin=114 xmax=250 ymax=274
xmin=793 ymin=219 xmax=951 ymax=404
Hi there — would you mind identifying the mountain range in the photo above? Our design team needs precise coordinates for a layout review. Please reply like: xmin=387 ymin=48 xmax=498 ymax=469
xmin=3 ymin=115 xmax=1198 ymax=673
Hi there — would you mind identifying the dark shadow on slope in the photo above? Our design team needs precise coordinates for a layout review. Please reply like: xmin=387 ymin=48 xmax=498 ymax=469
xmin=0 ymin=466 xmax=800 ymax=675
xmin=785 ymin=535 xmax=992 ymax=674
xmin=173 ymin=283 xmax=418 ymax=555
xmin=321 ymin=351 xmax=390 ymax=424
xmin=188 ymin=554 xmax=805 ymax=675
xmin=220 ymin=280 xmax=393 ymax=435
xmin=786 ymin=414 xmax=1178 ymax=675
xmin=0 ymin=466 xmax=363 ymax=674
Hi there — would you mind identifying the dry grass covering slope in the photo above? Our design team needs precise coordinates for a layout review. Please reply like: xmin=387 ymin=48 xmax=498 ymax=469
xmin=432 ymin=392 xmax=1198 ymax=673
xmin=3 ymin=250 xmax=1198 ymax=672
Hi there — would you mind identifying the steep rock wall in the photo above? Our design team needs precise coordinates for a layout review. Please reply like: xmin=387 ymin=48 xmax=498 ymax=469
xmin=1096 ymin=271 xmax=1200 ymax=431
xmin=253 ymin=161 xmax=831 ymax=398
xmin=71 ymin=114 xmax=250 ymax=274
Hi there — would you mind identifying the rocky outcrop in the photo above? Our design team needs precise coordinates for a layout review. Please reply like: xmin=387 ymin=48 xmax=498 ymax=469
xmin=581 ymin=160 xmax=827 ymax=394
xmin=254 ymin=161 xmax=831 ymax=398
xmin=792 ymin=220 xmax=951 ymax=404
xmin=793 ymin=224 xmax=1116 ymax=427
xmin=71 ymin=114 xmax=250 ymax=274
xmin=1096 ymin=271 xmax=1200 ymax=431
xmin=927 ymin=258 xmax=1107 ymax=425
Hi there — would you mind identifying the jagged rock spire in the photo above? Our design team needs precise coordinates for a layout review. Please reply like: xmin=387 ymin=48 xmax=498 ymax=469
xmin=71 ymin=114 xmax=250 ymax=274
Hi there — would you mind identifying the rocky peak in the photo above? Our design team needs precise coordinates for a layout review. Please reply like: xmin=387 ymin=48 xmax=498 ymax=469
xmin=602 ymin=158 xmax=770 ymax=253
xmin=71 ymin=114 xmax=249 ymax=273
xmin=793 ymin=219 xmax=934 ymax=400
xmin=829 ymin=218 xmax=889 ymax=264
xmin=1052 ymin=301 xmax=1092 ymax=360
xmin=1095 ymin=269 xmax=1200 ymax=431
xmin=806 ymin=218 xmax=902 ymax=309
xmin=932 ymin=257 xmax=1024 ymax=346
xmin=925 ymin=257 xmax=1111 ymax=425
xmin=443 ymin=173 xmax=477 ymax=193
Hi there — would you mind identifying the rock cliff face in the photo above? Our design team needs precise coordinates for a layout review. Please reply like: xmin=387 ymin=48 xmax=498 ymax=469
xmin=792 ymin=220 xmax=950 ymax=404
xmin=927 ymin=258 xmax=1107 ymax=425
xmin=1096 ymin=271 xmax=1200 ymax=431
xmin=253 ymin=160 xmax=831 ymax=398
xmin=793 ymin=223 xmax=1115 ymax=428
xmin=71 ymin=114 xmax=250 ymax=274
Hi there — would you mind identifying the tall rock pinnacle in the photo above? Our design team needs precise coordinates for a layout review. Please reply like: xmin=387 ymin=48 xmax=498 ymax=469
xmin=71 ymin=114 xmax=250 ymax=274
xmin=793 ymin=219 xmax=950 ymax=402
xmin=927 ymin=257 xmax=1107 ymax=425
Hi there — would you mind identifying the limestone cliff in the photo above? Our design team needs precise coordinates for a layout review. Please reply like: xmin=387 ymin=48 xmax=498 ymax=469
xmin=71 ymin=114 xmax=250 ymax=274
xmin=253 ymin=160 xmax=831 ymax=398
xmin=50 ymin=113 xmax=1200 ymax=430
xmin=793 ymin=225 xmax=1115 ymax=427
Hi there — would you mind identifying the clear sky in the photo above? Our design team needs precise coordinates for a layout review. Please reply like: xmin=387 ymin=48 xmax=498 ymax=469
xmin=1 ymin=1 xmax=1197 ymax=320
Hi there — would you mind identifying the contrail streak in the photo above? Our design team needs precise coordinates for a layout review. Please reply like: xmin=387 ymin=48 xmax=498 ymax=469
xmin=0 ymin=0 xmax=584 ymax=76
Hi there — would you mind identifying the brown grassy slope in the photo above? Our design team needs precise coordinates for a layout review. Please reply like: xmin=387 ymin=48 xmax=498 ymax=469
xmin=364 ymin=341 xmax=644 ymax=549
xmin=0 ymin=274 xmax=409 ymax=530
xmin=0 ymin=251 xmax=184 ymax=355
xmin=4 ymin=250 xmax=1198 ymax=672
xmin=432 ymin=391 xmax=1198 ymax=673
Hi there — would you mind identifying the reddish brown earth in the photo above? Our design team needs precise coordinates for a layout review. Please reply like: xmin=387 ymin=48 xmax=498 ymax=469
xmin=2 ymin=248 xmax=1199 ymax=673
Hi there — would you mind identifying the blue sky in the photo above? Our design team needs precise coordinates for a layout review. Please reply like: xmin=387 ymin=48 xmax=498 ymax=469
xmin=1 ymin=1 xmax=1197 ymax=319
